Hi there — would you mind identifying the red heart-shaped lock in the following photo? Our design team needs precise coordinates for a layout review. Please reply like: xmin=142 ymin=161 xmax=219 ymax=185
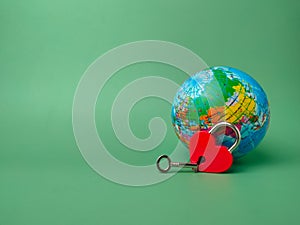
xmin=189 ymin=131 xmax=233 ymax=173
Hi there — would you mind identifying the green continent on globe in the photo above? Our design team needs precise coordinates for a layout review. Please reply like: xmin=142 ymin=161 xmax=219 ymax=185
xmin=171 ymin=66 xmax=270 ymax=158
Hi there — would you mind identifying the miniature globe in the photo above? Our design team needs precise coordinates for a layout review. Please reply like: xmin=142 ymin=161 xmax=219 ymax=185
xmin=171 ymin=66 xmax=270 ymax=158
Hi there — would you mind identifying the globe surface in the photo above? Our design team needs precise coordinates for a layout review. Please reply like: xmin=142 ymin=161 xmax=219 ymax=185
xmin=171 ymin=66 xmax=270 ymax=158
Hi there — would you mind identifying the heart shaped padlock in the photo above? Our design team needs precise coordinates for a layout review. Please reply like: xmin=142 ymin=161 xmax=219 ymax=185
xmin=156 ymin=122 xmax=241 ymax=173
xmin=189 ymin=122 xmax=241 ymax=173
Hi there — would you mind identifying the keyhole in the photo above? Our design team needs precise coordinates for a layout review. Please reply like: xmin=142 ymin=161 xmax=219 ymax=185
xmin=197 ymin=156 xmax=206 ymax=165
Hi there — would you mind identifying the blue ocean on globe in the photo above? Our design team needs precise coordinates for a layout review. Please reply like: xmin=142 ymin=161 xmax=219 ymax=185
xmin=171 ymin=66 xmax=270 ymax=158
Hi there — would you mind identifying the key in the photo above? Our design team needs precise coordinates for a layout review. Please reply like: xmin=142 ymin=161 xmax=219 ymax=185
xmin=156 ymin=155 xmax=205 ymax=173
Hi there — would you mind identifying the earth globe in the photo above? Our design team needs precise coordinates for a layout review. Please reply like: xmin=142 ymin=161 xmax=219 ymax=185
xmin=171 ymin=66 xmax=270 ymax=158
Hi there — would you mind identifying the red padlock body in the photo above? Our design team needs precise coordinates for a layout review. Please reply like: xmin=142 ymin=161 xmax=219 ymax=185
xmin=189 ymin=131 xmax=233 ymax=173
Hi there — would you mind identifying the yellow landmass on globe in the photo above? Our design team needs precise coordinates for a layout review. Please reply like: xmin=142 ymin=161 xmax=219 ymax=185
xmin=225 ymin=84 xmax=256 ymax=123
xmin=199 ymin=83 xmax=256 ymax=125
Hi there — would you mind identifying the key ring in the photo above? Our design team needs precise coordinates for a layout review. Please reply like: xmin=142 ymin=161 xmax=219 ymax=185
xmin=156 ymin=155 xmax=172 ymax=173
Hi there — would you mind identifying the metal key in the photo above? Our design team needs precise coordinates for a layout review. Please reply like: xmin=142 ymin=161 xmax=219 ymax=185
xmin=156 ymin=155 xmax=205 ymax=173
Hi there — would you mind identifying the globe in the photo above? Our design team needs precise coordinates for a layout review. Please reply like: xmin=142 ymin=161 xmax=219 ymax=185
xmin=171 ymin=66 xmax=270 ymax=158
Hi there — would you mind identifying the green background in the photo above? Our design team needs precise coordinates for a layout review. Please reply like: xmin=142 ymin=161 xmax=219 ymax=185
xmin=1 ymin=0 xmax=299 ymax=224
